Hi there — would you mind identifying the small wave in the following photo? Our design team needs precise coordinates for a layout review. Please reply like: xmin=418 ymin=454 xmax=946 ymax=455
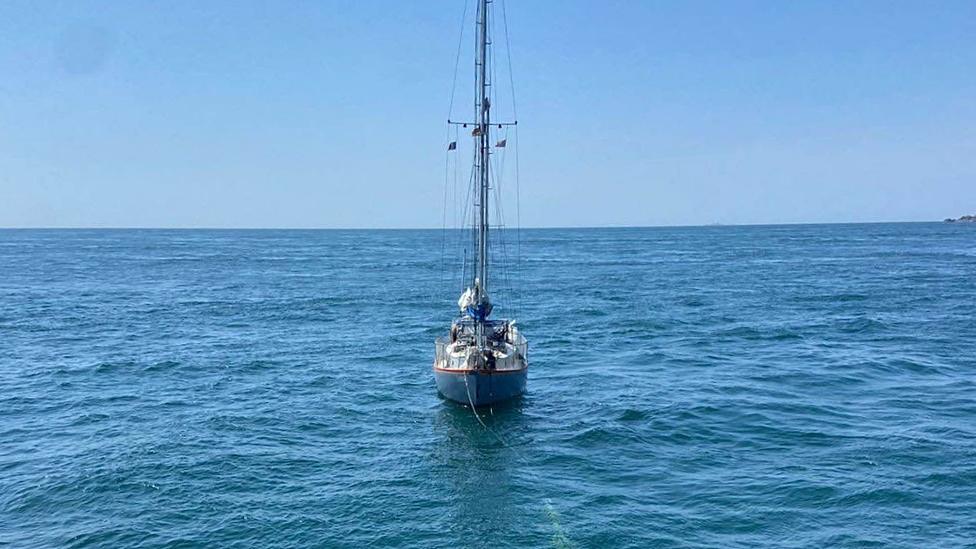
xmin=711 ymin=325 xmax=805 ymax=342
xmin=716 ymin=326 xmax=761 ymax=339
xmin=793 ymin=292 xmax=870 ymax=303
xmin=92 ymin=361 xmax=137 ymax=374
xmin=618 ymin=408 xmax=649 ymax=422
xmin=834 ymin=486 xmax=919 ymax=506
xmin=839 ymin=317 xmax=888 ymax=334
xmin=143 ymin=360 xmax=181 ymax=372
xmin=576 ymin=307 xmax=608 ymax=318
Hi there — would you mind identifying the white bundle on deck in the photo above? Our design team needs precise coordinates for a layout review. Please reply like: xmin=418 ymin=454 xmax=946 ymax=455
xmin=458 ymin=278 xmax=492 ymax=316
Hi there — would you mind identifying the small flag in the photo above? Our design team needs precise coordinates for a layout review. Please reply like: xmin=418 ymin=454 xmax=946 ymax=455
xmin=471 ymin=126 xmax=482 ymax=136
xmin=447 ymin=141 xmax=457 ymax=151
xmin=495 ymin=139 xmax=506 ymax=148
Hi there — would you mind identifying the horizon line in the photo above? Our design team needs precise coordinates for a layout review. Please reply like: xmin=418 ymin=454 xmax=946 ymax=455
xmin=0 ymin=220 xmax=947 ymax=231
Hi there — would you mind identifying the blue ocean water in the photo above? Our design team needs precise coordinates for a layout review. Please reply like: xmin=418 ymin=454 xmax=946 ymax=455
xmin=1 ymin=224 xmax=975 ymax=548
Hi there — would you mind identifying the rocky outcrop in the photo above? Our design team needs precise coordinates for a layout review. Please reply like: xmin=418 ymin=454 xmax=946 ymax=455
xmin=945 ymin=215 xmax=976 ymax=222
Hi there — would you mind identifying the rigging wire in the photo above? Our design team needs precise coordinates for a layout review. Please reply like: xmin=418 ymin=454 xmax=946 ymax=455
xmin=445 ymin=0 xmax=469 ymax=307
xmin=487 ymin=0 xmax=521 ymax=316
xmin=452 ymin=125 xmax=462 ymax=291
xmin=500 ymin=0 xmax=523 ymax=317
xmin=489 ymin=150 xmax=509 ymax=313
xmin=446 ymin=0 xmax=470 ymax=121
xmin=514 ymin=127 xmax=522 ymax=316
xmin=458 ymin=161 xmax=477 ymax=292
xmin=490 ymin=130 xmax=514 ymax=316
xmin=441 ymin=125 xmax=452 ymax=292
xmin=500 ymin=0 xmax=518 ymax=119
xmin=488 ymin=1 xmax=507 ymax=308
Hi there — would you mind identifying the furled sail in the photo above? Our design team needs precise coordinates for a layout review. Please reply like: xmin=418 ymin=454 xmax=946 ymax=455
xmin=458 ymin=278 xmax=493 ymax=320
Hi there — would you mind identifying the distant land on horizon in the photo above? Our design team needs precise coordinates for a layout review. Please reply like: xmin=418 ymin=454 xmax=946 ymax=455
xmin=944 ymin=214 xmax=976 ymax=223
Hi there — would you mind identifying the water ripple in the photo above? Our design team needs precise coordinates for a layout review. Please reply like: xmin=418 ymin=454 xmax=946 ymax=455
xmin=1 ymin=224 xmax=975 ymax=547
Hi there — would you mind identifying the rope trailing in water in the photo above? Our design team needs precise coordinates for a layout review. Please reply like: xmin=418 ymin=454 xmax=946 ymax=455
xmin=462 ymin=370 xmax=490 ymax=431
xmin=545 ymin=499 xmax=572 ymax=549
xmin=460 ymin=368 xmax=574 ymax=548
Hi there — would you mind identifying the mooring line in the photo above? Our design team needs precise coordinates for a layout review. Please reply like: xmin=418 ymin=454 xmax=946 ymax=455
xmin=461 ymin=370 xmax=525 ymax=459
xmin=545 ymin=499 xmax=572 ymax=549
xmin=459 ymin=373 xmax=575 ymax=548
xmin=462 ymin=371 xmax=490 ymax=431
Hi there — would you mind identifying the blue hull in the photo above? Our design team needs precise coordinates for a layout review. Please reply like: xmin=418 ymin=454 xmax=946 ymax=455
xmin=434 ymin=367 xmax=527 ymax=406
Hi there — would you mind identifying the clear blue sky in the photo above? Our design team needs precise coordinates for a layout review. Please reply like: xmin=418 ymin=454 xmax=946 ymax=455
xmin=1 ymin=0 xmax=974 ymax=228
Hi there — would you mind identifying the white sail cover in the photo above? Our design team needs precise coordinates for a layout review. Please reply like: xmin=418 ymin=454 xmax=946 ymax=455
xmin=458 ymin=278 xmax=492 ymax=318
xmin=458 ymin=287 xmax=477 ymax=311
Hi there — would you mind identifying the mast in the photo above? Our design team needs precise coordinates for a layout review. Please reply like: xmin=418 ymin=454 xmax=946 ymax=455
xmin=474 ymin=0 xmax=490 ymax=302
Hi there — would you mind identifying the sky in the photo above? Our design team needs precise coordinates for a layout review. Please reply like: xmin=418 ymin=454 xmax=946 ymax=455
xmin=1 ymin=0 xmax=974 ymax=228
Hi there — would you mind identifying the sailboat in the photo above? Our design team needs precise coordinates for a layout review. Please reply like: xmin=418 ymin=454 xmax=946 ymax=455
xmin=433 ymin=0 xmax=528 ymax=406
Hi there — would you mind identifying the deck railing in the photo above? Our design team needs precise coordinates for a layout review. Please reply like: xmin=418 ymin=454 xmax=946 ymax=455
xmin=434 ymin=337 xmax=451 ymax=363
xmin=434 ymin=333 xmax=528 ymax=363
xmin=512 ymin=333 xmax=528 ymax=361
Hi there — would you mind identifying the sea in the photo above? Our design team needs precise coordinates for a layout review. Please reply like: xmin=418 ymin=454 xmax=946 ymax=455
xmin=1 ymin=223 xmax=974 ymax=548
